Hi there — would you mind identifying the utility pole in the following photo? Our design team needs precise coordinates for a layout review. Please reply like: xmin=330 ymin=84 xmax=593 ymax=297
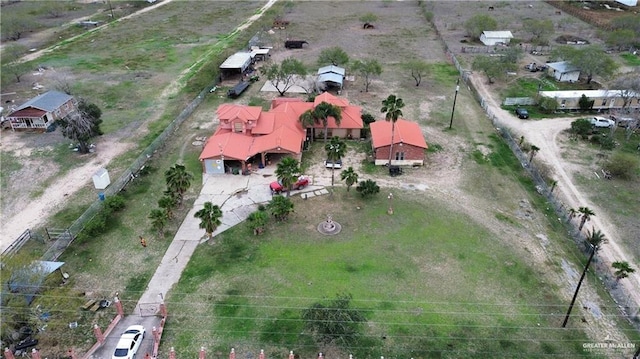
xmin=449 ymin=78 xmax=460 ymax=130
xmin=107 ymin=0 xmax=115 ymax=20
xmin=562 ymin=244 xmax=596 ymax=327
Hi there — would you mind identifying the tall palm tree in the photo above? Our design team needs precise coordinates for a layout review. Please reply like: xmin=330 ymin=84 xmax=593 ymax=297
xmin=165 ymin=164 xmax=194 ymax=205
xmin=578 ymin=206 xmax=595 ymax=231
xmin=529 ymin=145 xmax=540 ymax=164
xmin=340 ymin=167 xmax=359 ymax=192
xmin=194 ymin=201 xmax=223 ymax=239
xmin=299 ymin=109 xmax=318 ymax=144
xmin=325 ymin=136 xmax=347 ymax=191
xmin=275 ymin=157 xmax=301 ymax=197
xmin=380 ymin=94 xmax=405 ymax=166
xmin=314 ymin=101 xmax=342 ymax=143
xmin=562 ymin=227 xmax=607 ymax=327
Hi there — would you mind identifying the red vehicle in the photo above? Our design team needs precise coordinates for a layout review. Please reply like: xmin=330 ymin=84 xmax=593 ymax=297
xmin=270 ymin=176 xmax=310 ymax=194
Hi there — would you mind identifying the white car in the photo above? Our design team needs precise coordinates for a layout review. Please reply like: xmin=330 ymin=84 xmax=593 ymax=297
xmin=590 ymin=116 xmax=614 ymax=128
xmin=112 ymin=325 xmax=145 ymax=359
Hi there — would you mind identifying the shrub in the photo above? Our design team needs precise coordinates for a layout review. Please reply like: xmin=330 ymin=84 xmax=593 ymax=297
xmin=537 ymin=97 xmax=558 ymax=113
xmin=361 ymin=113 xmax=376 ymax=126
xmin=605 ymin=152 xmax=639 ymax=179
xmin=103 ymin=195 xmax=126 ymax=212
xmin=570 ymin=118 xmax=592 ymax=138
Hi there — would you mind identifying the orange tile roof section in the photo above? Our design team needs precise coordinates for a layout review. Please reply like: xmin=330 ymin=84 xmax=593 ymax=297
xmin=370 ymin=119 xmax=428 ymax=149
xmin=201 ymin=94 xmax=364 ymax=162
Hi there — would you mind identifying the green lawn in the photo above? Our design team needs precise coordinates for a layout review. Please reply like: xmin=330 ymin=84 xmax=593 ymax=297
xmin=164 ymin=190 xmax=596 ymax=358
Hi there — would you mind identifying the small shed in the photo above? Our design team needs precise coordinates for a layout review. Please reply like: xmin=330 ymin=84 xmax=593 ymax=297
xmin=219 ymin=52 xmax=253 ymax=80
xmin=250 ymin=47 xmax=271 ymax=62
xmin=480 ymin=31 xmax=513 ymax=46
xmin=546 ymin=61 xmax=580 ymax=82
xmin=317 ymin=65 xmax=346 ymax=91
xmin=92 ymin=168 xmax=111 ymax=189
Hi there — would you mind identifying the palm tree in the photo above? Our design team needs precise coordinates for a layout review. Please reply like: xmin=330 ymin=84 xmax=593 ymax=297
xmin=325 ymin=136 xmax=347 ymax=191
xmin=340 ymin=167 xmax=359 ymax=192
xmin=275 ymin=157 xmax=301 ymax=197
xmin=612 ymin=261 xmax=636 ymax=281
xmin=528 ymin=145 xmax=540 ymax=164
xmin=578 ymin=206 xmax=595 ymax=231
xmin=380 ymin=94 xmax=405 ymax=166
xmin=562 ymin=227 xmax=607 ymax=327
xmin=567 ymin=207 xmax=578 ymax=223
xmin=247 ymin=209 xmax=269 ymax=235
xmin=549 ymin=179 xmax=558 ymax=194
xmin=194 ymin=201 xmax=223 ymax=239
xmin=299 ymin=109 xmax=318 ymax=144
xmin=158 ymin=195 xmax=178 ymax=219
xmin=356 ymin=179 xmax=380 ymax=199
xmin=148 ymin=209 xmax=167 ymax=237
xmin=165 ymin=164 xmax=194 ymax=205
xmin=315 ymin=101 xmax=342 ymax=143
xmin=267 ymin=195 xmax=294 ymax=222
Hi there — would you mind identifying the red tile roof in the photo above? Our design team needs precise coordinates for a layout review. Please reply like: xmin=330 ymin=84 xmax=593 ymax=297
xmin=201 ymin=94 xmax=364 ymax=162
xmin=370 ymin=119 xmax=428 ymax=149
xmin=217 ymin=104 xmax=262 ymax=123
xmin=314 ymin=92 xmax=348 ymax=107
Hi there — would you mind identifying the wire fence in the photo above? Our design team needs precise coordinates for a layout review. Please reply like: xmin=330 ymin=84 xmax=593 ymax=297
xmin=40 ymin=83 xmax=217 ymax=261
xmin=429 ymin=6 xmax=640 ymax=325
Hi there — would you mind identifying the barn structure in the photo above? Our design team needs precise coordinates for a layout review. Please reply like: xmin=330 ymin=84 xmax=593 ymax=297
xmin=479 ymin=31 xmax=513 ymax=46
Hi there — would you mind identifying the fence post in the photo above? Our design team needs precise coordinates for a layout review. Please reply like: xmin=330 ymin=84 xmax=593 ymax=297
xmin=93 ymin=324 xmax=104 ymax=344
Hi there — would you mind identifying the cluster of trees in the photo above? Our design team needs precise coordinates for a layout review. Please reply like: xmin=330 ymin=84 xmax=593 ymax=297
xmin=59 ymin=99 xmax=104 ymax=154
xmin=149 ymin=164 xmax=194 ymax=236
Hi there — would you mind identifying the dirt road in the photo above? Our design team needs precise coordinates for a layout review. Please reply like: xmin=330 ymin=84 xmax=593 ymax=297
xmin=468 ymin=73 xmax=640 ymax=312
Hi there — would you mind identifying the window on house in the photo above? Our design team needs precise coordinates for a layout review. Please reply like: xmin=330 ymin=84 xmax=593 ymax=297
xmin=234 ymin=122 xmax=243 ymax=133
xmin=395 ymin=152 xmax=405 ymax=160
xmin=602 ymin=99 xmax=607 ymax=106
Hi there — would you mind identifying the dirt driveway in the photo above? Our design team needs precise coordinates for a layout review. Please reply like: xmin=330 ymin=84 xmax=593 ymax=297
xmin=468 ymin=72 xmax=640 ymax=316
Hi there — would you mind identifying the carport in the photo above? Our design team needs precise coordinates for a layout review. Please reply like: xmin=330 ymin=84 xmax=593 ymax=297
xmin=219 ymin=52 xmax=252 ymax=80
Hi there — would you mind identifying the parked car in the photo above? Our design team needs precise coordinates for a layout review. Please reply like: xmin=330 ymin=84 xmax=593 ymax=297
xmin=112 ymin=325 xmax=145 ymax=359
xmin=324 ymin=159 xmax=342 ymax=169
xmin=611 ymin=116 xmax=637 ymax=128
xmin=590 ymin=116 xmax=615 ymax=128
xmin=270 ymin=176 xmax=310 ymax=194
xmin=515 ymin=108 xmax=529 ymax=119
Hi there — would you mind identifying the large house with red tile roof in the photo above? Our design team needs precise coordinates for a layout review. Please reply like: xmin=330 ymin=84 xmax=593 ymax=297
xmin=199 ymin=92 xmax=363 ymax=174
xmin=370 ymin=119 xmax=428 ymax=166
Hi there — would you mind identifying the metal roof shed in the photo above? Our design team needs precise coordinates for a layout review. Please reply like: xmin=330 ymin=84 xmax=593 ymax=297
xmin=220 ymin=52 xmax=252 ymax=79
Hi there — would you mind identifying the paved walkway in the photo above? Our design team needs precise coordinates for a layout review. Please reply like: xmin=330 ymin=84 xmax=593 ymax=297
xmin=134 ymin=167 xmax=326 ymax=315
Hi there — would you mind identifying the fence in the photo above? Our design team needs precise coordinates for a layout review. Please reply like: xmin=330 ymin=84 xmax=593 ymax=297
xmin=39 ymin=82 xmax=218 ymax=261
xmin=461 ymin=45 xmax=552 ymax=54
xmin=422 ymin=1 xmax=640 ymax=327
xmin=2 ymin=229 xmax=33 ymax=257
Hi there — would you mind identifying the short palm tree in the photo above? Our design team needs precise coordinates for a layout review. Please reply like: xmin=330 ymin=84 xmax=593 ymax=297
xmin=340 ymin=167 xmax=359 ymax=192
xmin=529 ymin=145 xmax=540 ymax=164
xmin=158 ymin=195 xmax=177 ymax=220
xmin=247 ymin=209 xmax=269 ymax=235
xmin=381 ymin=95 xmax=405 ymax=166
xmin=267 ymin=195 xmax=294 ymax=222
xmin=194 ymin=201 xmax=223 ymax=239
xmin=356 ymin=179 xmax=380 ymax=199
xmin=578 ymin=206 xmax=595 ymax=231
xmin=275 ymin=157 xmax=301 ymax=197
xmin=148 ymin=209 xmax=167 ymax=237
xmin=325 ymin=136 xmax=347 ymax=191
xmin=567 ymin=207 xmax=578 ymax=223
xmin=165 ymin=164 xmax=194 ymax=205
xmin=612 ymin=261 xmax=635 ymax=281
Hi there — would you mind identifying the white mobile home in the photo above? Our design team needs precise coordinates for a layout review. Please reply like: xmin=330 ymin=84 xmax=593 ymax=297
xmin=480 ymin=31 xmax=513 ymax=46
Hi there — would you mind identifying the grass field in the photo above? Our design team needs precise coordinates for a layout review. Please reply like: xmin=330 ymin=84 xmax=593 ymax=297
xmin=162 ymin=189 xmax=598 ymax=358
